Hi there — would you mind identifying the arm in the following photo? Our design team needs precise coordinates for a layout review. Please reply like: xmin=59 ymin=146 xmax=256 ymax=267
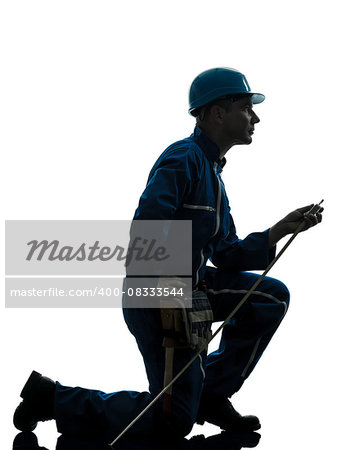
xmin=211 ymin=204 xmax=323 ymax=272
xmin=211 ymin=214 xmax=276 ymax=271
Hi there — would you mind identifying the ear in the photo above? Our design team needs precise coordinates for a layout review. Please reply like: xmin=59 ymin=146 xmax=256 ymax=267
xmin=209 ymin=104 xmax=226 ymax=123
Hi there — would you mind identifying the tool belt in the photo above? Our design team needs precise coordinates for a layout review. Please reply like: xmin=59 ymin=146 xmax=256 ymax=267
xmin=160 ymin=287 xmax=213 ymax=352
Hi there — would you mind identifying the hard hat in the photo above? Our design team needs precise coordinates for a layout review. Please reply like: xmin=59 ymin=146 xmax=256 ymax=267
xmin=188 ymin=67 xmax=265 ymax=115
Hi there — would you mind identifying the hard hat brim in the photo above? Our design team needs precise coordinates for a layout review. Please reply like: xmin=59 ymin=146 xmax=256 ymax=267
xmin=189 ymin=91 xmax=265 ymax=115
xmin=251 ymin=93 xmax=265 ymax=104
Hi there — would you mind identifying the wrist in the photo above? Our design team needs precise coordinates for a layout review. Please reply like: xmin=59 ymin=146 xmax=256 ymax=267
xmin=268 ymin=222 xmax=288 ymax=248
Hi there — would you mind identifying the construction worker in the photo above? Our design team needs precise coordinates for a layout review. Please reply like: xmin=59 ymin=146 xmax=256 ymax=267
xmin=13 ymin=68 xmax=323 ymax=441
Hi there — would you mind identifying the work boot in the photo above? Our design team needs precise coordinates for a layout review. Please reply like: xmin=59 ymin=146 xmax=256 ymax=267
xmin=13 ymin=370 xmax=56 ymax=432
xmin=196 ymin=396 xmax=261 ymax=432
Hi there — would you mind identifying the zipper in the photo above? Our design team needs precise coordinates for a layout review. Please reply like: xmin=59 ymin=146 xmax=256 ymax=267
xmin=195 ymin=248 xmax=205 ymax=286
xmin=183 ymin=203 xmax=216 ymax=212
xmin=195 ymin=171 xmax=222 ymax=285
xmin=210 ymin=175 xmax=221 ymax=238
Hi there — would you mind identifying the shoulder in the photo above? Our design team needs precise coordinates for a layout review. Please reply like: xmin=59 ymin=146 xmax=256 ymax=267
xmin=150 ymin=135 xmax=205 ymax=179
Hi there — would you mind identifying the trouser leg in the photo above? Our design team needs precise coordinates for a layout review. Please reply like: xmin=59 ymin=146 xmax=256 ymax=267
xmin=202 ymin=268 xmax=290 ymax=398
xmin=55 ymin=385 xmax=154 ymax=437
xmin=123 ymin=307 xmax=206 ymax=437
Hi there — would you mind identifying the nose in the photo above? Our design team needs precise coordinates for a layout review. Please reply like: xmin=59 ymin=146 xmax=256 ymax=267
xmin=251 ymin=110 xmax=260 ymax=124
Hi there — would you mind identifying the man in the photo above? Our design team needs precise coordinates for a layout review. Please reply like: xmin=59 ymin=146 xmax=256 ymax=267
xmin=13 ymin=67 xmax=322 ymax=440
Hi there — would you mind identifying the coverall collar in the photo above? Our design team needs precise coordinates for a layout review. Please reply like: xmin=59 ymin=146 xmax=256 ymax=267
xmin=193 ymin=126 xmax=226 ymax=173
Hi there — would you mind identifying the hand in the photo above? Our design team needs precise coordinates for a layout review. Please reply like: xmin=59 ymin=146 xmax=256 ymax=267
xmin=279 ymin=204 xmax=324 ymax=233
xmin=269 ymin=204 xmax=324 ymax=247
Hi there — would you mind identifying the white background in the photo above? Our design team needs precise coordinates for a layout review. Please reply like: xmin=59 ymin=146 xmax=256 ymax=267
xmin=1 ymin=1 xmax=336 ymax=448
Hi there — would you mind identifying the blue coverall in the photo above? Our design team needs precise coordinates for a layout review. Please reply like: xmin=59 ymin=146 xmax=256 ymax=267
xmin=54 ymin=126 xmax=290 ymax=439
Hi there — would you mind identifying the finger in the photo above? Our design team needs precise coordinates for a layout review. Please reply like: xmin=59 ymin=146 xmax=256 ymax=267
xmin=297 ymin=204 xmax=314 ymax=214
xmin=297 ymin=216 xmax=311 ymax=232
xmin=306 ymin=214 xmax=319 ymax=226
xmin=301 ymin=213 xmax=317 ymax=227
xmin=310 ymin=213 xmax=318 ymax=223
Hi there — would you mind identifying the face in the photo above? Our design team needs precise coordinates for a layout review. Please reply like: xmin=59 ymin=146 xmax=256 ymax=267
xmin=217 ymin=97 xmax=260 ymax=146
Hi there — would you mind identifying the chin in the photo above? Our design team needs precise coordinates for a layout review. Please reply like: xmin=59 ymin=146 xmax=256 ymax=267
xmin=246 ymin=135 xmax=253 ymax=144
xmin=240 ymin=136 xmax=252 ymax=145
xmin=233 ymin=136 xmax=252 ymax=146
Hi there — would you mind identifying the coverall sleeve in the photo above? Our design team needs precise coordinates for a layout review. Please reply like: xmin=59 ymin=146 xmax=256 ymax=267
xmin=134 ymin=150 xmax=196 ymax=220
xmin=211 ymin=213 xmax=276 ymax=271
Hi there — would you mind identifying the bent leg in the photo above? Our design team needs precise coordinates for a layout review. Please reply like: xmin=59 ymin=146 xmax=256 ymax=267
xmin=54 ymin=307 xmax=205 ymax=438
xmin=203 ymin=268 xmax=290 ymax=398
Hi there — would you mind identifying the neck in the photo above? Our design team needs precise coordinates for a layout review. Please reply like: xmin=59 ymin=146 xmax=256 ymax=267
xmin=197 ymin=123 xmax=233 ymax=158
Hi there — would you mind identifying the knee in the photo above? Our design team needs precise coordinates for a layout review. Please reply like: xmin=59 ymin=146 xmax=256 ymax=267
xmin=167 ymin=412 xmax=194 ymax=438
xmin=252 ymin=277 xmax=290 ymax=328
xmin=268 ymin=277 xmax=290 ymax=308
xmin=277 ymin=279 xmax=290 ymax=309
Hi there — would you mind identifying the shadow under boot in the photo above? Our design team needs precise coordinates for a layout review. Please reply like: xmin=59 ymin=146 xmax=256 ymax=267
xmin=13 ymin=432 xmax=49 ymax=450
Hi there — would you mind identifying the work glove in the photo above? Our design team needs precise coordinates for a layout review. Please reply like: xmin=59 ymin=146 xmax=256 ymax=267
xmin=185 ymin=289 xmax=213 ymax=351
